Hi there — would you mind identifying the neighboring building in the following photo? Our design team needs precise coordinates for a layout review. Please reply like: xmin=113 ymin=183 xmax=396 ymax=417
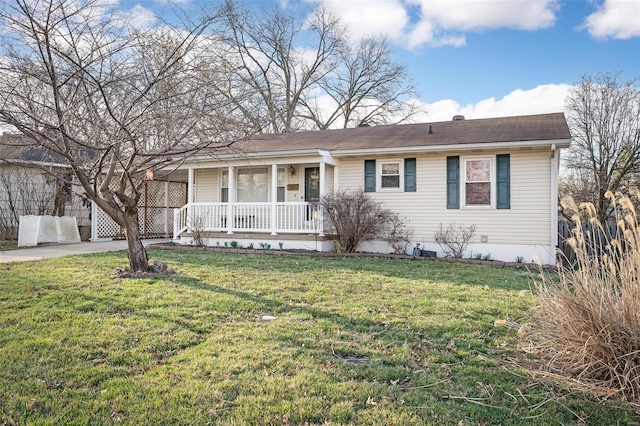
xmin=93 ymin=113 xmax=572 ymax=264
xmin=0 ymin=137 xmax=90 ymax=240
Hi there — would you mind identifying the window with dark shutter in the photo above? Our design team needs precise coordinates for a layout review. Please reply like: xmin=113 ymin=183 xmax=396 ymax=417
xmin=446 ymin=156 xmax=460 ymax=209
xmin=404 ymin=158 xmax=416 ymax=192
xmin=496 ymin=154 xmax=510 ymax=209
xmin=364 ymin=160 xmax=376 ymax=192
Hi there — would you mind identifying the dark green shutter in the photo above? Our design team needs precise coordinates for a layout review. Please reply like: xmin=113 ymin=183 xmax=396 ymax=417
xmin=364 ymin=160 xmax=376 ymax=192
xmin=446 ymin=156 xmax=460 ymax=209
xmin=404 ymin=158 xmax=416 ymax=192
xmin=496 ymin=154 xmax=510 ymax=209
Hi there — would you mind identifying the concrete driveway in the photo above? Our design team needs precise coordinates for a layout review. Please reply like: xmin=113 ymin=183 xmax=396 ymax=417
xmin=0 ymin=239 xmax=169 ymax=263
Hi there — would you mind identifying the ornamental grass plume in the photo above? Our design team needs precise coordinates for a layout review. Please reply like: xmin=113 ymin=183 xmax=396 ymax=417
xmin=528 ymin=189 xmax=640 ymax=406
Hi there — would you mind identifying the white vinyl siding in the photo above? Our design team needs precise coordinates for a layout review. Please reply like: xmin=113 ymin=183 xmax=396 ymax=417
xmin=336 ymin=150 xmax=551 ymax=246
xmin=194 ymin=168 xmax=218 ymax=202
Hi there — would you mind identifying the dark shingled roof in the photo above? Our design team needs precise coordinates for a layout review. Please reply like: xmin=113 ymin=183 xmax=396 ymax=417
xmin=0 ymin=134 xmax=69 ymax=164
xmin=228 ymin=112 xmax=571 ymax=154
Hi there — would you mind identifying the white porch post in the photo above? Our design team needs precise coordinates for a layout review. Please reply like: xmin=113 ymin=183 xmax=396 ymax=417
xmin=318 ymin=162 xmax=326 ymax=236
xmin=227 ymin=166 xmax=236 ymax=234
xmin=187 ymin=169 xmax=194 ymax=204
xmin=271 ymin=164 xmax=278 ymax=235
xmin=187 ymin=168 xmax=194 ymax=231
xmin=90 ymin=200 xmax=98 ymax=241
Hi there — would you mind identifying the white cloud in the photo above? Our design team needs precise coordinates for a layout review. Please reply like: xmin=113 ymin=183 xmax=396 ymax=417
xmin=411 ymin=84 xmax=572 ymax=122
xmin=155 ymin=0 xmax=192 ymax=4
xmin=125 ymin=5 xmax=157 ymax=28
xmin=410 ymin=0 xmax=559 ymax=32
xmin=310 ymin=0 xmax=560 ymax=49
xmin=583 ymin=0 xmax=640 ymax=40
xmin=316 ymin=0 xmax=409 ymax=42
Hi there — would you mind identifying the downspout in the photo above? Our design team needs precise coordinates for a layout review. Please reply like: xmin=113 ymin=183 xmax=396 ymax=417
xmin=550 ymin=144 xmax=558 ymax=263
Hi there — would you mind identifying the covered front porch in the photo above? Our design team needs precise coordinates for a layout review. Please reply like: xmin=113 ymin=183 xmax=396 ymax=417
xmin=171 ymin=151 xmax=338 ymax=245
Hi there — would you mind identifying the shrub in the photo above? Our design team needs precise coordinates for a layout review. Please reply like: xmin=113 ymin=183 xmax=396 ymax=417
xmin=190 ymin=214 xmax=206 ymax=247
xmin=320 ymin=188 xmax=395 ymax=253
xmin=383 ymin=213 xmax=413 ymax=255
xmin=527 ymin=190 xmax=640 ymax=404
xmin=433 ymin=223 xmax=476 ymax=258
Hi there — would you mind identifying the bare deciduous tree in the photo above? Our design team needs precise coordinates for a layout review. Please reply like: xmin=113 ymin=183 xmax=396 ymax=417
xmin=219 ymin=1 xmax=421 ymax=132
xmin=0 ymin=0 xmax=248 ymax=271
xmin=562 ymin=72 xmax=640 ymax=223
xmin=300 ymin=37 xmax=422 ymax=129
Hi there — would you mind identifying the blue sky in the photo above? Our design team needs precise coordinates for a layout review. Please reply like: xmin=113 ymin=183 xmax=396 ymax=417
xmin=124 ymin=0 xmax=639 ymax=121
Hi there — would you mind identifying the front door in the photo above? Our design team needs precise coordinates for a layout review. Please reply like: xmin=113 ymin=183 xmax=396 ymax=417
xmin=305 ymin=167 xmax=320 ymax=220
xmin=305 ymin=167 xmax=320 ymax=202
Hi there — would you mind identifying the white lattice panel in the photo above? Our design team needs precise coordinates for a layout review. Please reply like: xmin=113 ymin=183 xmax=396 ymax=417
xmin=168 ymin=182 xmax=187 ymax=207
xmin=144 ymin=181 xmax=165 ymax=207
xmin=145 ymin=208 xmax=166 ymax=235
xmin=96 ymin=205 xmax=124 ymax=239
xmin=94 ymin=181 xmax=186 ymax=239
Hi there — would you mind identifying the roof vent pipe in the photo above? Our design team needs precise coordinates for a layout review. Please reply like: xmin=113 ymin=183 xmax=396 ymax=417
xmin=452 ymin=115 xmax=465 ymax=121
xmin=428 ymin=125 xmax=433 ymax=134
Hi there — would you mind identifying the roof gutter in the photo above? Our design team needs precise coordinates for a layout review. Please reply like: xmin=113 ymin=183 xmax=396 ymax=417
xmin=330 ymin=138 xmax=572 ymax=157
xmin=1 ymin=158 xmax=71 ymax=168
xmin=184 ymin=148 xmax=339 ymax=167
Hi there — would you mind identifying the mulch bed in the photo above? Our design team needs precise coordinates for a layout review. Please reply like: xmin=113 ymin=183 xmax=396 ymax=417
xmin=147 ymin=242 xmax=557 ymax=272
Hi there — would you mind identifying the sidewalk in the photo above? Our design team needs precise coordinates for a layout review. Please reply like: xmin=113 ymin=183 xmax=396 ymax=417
xmin=0 ymin=239 xmax=169 ymax=263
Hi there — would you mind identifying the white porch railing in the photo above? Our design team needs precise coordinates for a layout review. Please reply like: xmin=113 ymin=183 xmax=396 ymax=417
xmin=173 ymin=202 xmax=322 ymax=238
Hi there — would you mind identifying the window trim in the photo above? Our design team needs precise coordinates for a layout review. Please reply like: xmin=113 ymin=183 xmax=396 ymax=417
xmin=220 ymin=169 xmax=229 ymax=202
xmin=277 ymin=167 xmax=286 ymax=202
xmin=221 ymin=167 xmax=286 ymax=202
xmin=377 ymin=159 xmax=403 ymax=191
xmin=461 ymin=156 xmax=495 ymax=208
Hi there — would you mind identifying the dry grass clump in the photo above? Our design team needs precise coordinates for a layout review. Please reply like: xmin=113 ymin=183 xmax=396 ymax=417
xmin=527 ymin=189 xmax=640 ymax=407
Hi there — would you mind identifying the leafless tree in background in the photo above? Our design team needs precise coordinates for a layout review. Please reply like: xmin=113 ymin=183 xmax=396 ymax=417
xmin=300 ymin=37 xmax=422 ymax=129
xmin=219 ymin=1 xmax=421 ymax=132
xmin=562 ymin=72 xmax=640 ymax=222
xmin=0 ymin=167 xmax=55 ymax=239
xmin=0 ymin=0 xmax=249 ymax=271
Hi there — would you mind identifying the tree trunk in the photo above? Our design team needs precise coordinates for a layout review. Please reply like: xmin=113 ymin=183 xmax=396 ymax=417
xmin=123 ymin=207 xmax=150 ymax=272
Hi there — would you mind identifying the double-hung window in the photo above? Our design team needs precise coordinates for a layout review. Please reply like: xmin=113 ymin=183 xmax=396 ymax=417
xmin=464 ymin=158 xmax=492 ymax=206
xmin=221 ymin=170 xmax=229 ymax=202
xmin=277 ymin=167 xmax=285 ymax=202
xmin=380 ymin=161 xmax=401 ymax=189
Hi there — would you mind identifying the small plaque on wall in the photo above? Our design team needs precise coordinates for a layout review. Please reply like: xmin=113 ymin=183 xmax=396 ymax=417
xmin=287 ymin=184 xmax=299 ymax=190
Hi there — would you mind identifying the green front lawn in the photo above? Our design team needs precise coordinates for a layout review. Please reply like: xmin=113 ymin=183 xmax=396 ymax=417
xmin=0 ymin=251 xmax=635 ymax=425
